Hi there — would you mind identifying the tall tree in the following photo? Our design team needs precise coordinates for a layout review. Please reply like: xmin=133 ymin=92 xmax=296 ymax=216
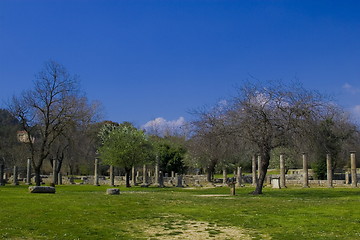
xmin=8 ymin=60 xmax=97 ymax=185
xmin=227 ymin=81 xmax=334 ymax=194
xmin=98 ymin=124 xmax=153 ymax=187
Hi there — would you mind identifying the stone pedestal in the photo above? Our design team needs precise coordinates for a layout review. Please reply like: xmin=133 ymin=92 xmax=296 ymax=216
xmin=302 ymin=153 xmax=309 ymax=188
xmin=326 ymin=154 xmax=333 ymax=188
xmin=280 ymin=154 xmax=286 ymax=188
xmin=272 ymin=178 xmax=281 ymax=189
xmin=350 ymin=152 xmax=357 ymax=188
xmin=106 ymin=188 xmax=120 ymax=195
xmin=29 ymin=186 xmax=55 ymax=193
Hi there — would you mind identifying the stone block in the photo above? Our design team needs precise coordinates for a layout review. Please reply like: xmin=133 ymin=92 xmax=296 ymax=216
xmin=29 ymin=186 xmax=56 ymax=193
xmin=106 ymin=188 xmax=120 ymax=195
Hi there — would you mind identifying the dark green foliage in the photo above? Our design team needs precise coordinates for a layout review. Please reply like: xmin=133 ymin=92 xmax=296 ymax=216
xmin=152 ymin=137 xmax=187 ymax=174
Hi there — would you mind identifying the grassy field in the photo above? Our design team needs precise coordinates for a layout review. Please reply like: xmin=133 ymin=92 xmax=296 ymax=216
xmin=0 ymin=184 xmax=359 ymax=239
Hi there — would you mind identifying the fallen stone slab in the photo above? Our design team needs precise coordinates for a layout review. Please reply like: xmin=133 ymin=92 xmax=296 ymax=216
xmin=106 ymin=188 xmax=120 ymax=195
xmin=29 ymin=186 xmax=56 ymax=194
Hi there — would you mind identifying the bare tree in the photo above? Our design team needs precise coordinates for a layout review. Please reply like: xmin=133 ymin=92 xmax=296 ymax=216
xmin=8 ymin=60 xmax=98 ymax=185
xmin=226 ymin=81 xmax=336 ymax=194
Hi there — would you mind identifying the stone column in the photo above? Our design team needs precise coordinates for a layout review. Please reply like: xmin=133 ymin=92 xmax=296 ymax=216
xmin=154 ymin=162 xmax=159 ymax=186
xmin=13 ymin=166 xmax=18 ymax=186
xmin=158 ymin=171 xmax=164 ymax=188
xmin=326 ymin=154 xmax=333 ymax=188
xmin=236 ymin=166 xmax=242 ymax=187
xmin=171 ymin=171 xmax=175 ymax=178
xmin=26 ymin=158 xmax=32 ymax=185
xmin=109 ymin=165 xmax=115 ymax=186
xmin=58 ymin=172 xmax=62 ymax=185
xmin=0 ymin=164 xmax=4 ymax=186
xmin=94 ymin=158 xmax=99 ymax=186
xmin=52 ymin=159 xmax=57 ymax=185
xmin=143 ymin=164 xmax=147 ymax=185
xmin=176 ymin=175 xmax=183 ymax=187
xmin=350 ymin=151 xmax=357 ymax=188
xmin=131 ymin=166 xmax=137 ymax=186
xmin=302 ymin=153 xmax=309 ymax=188
xmin=345 ymin=171 xmax=350 ymax=185
xmin=222 ymin=168 xmax=227 ymax=185
xmin=257 ymin=155 xmax=261 ymax=179
xmin=280 ymin=154 xmax=286 ymax=188
xmin=252 ymin=155 xmax=257 ymax=186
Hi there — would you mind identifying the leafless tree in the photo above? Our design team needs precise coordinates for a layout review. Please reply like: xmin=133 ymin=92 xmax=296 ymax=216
xmin=226 ymin=81 xmax=337 ymax=194
xmin=8 ymin=60 xmax=99 ymax=185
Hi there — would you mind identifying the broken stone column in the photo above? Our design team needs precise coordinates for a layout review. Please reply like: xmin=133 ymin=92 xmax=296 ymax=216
xmin=52 ymin=159 xmax=57 ymax=185
xmin=350 ymin=151 xmax=357 ymax=188
xmin=171 ymin=171 xmax=175 ymax=178
xmin=280 ymin=154 xmax=286 ymax=188
xmin=222 ymin=168 xmax=227 ymax=185
xmin=131 ymin=166 xmax=137 ymax=186
xmin=0 ymin=164 xmax=4 ymax=186
xmin=326 ymin=154 xmax=333 ymax=188
xmin=345 ymin=171 xmax=350 ymax=185
xmin=109 ymin=165 xmax=115 ymax=187
xmin=302 ymin=153 xmax=309 ymax=188
xmin=13 ymin=166 xmax=18 ymax=186
xmin=176 ymin=175 xmax=183 ymax=187
xmin=154 ymin=162 xmax=159 ymax=186
xmin=26 ymin=158 xmax=31 ymax=185
xmin=158 ymin=171 xmax=164 ymax=188
xmin=236 ymin=166 xmax=242 ymax=187
xmin=257 ymin=155 xmax=261 ymax=179
xmin=94 ymin=158 xmax=99 ymax=186
xmin=252 ymin=155 xmax=257 ymax=186
xmin=142 ymin=164 xmax=147 ymax=185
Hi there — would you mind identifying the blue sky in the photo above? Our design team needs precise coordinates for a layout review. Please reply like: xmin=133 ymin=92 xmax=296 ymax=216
xmin=1 ymin=0 xmax=360 ymax=127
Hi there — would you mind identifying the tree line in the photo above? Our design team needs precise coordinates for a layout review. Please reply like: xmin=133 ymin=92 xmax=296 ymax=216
xmin=1 ymin=61 xmax=359 ymax=194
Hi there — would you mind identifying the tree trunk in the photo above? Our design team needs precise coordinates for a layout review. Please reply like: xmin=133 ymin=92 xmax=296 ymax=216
xmin=206 ymin=165 xmax=214 ymax=182
xmin=125 ymin=168 xmax=131 ymax=188
xmin=34 ymin=167 xmax=42 ymax=186
xmin=252 ymin=150 xmax=270 ymax=195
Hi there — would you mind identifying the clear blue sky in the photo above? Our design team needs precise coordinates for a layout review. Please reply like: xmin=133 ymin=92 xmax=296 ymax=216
xmin=1 ymin=0 xmax=360 ymax=126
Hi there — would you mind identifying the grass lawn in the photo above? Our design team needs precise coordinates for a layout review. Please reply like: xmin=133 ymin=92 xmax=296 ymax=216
xmin=0 ymin=184 xmax=359 ymax=239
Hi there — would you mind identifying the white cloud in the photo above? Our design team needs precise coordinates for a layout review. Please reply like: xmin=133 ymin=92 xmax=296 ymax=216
xmin=342 ymin=83 xmax=360 ymax=94
xmin=142 ymin=117 xmax=188 ymax=137
xmin=351 ymin=105 xmax=360 ymax=121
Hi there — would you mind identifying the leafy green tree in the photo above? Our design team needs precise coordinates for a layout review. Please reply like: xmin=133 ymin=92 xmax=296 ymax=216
xmin=98 ymin=124 xmax=153 ymax=187
xmin=152 ymin=136 xmax=187 ymax=175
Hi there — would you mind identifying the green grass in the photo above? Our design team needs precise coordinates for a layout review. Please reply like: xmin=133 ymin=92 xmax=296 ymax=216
xmin=0 ymin=184 xmax=359 ymax=239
